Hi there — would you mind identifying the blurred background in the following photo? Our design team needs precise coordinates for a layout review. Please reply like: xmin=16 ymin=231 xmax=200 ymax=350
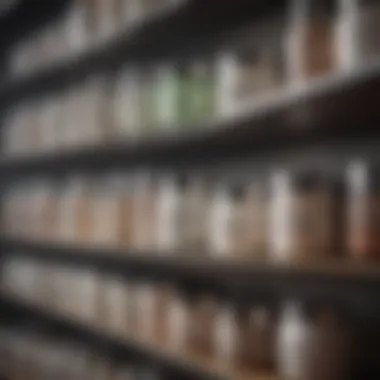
xmin=0 ymin=0 xmax=380 ymax=379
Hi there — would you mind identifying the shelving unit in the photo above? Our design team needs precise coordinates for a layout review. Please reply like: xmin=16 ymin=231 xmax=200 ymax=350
xmin=1 ymin=1 xmax=380 ymax=380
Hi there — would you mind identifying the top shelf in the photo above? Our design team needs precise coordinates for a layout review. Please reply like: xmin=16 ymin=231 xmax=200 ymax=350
xmin=0 ymin=0 xmax=284 ymax=107
xmin=2 ymin=60 xmax=380 ymax=180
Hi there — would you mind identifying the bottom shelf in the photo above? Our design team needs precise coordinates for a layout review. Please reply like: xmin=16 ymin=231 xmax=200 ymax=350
xmin=0 ymin=291 xmax=277 ymax=380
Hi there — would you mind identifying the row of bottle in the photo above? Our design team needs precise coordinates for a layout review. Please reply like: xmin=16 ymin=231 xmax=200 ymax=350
xmin=3 ymin=160 xmax=380 ymax=262
xmin=10 ymin=0 xmax=186 ymax=77
xmin=5 ymin=1 xmax=380 ymax=159
xmin=2 ymin=257 xmax=352 ymax=380
xmin=10 ymin=0 xmax=380 ymax=81
xmin=2 ymin=61 xmax=216 ymax=157
xmin=0 ymin=330 xmax=161 ymax=380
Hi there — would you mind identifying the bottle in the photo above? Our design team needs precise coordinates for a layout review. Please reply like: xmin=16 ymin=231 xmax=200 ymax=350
xmin=337 ymin=0 xmax=380 ymax=71
xmin=269 ymin=170 xmax=338 ymax=263
xmin=277 ymin=301 xmax=312 ymax=380
xmin=346 ymin=160 xmax=380 ymax=261
xmin=285 ymin=0 xmax=337 ymax=85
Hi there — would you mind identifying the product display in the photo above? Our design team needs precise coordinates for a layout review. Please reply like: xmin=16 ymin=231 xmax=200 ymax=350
xmin=5 ymin=0 xmax=380 ymax=160
xmin=4 ymin=167 xmax=379 ymax=264
xmin=1 ymin=2 xmax=378 ymax=380
xmin=2 ymin=60 xmax=219 ymax=158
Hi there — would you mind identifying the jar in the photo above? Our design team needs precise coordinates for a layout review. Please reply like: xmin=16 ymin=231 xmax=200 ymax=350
xmin=176 ymin=179 xmax=209 ymax=253
xmin=79 ymin=76 xmax=110 ymax=146
xmin=269 ymin=170 xmax=338 ymax=263
xmin=337 ymin=0 xmax=380 ymax=71
xmin=140 ymin=67 xmax=158 ymax=133
xmin=231 ymin=184 xmax=269 ymax=260
xmin=154 ymin=64 xmax=180 ymax=129
xmin=42 ymin=182 xmax=60 ymax=242
xmin=37 ymin=97 xmax=59 ymax=153
xmin=91 ymin=174 xmax=123 ymax=247
xmin=236 ymin=306 xmax=275 ymax=371
xmin=3 ymin=185 xmax=27 ymax=237
xmin=209 ymin=184 xmax=232 ymax=257
xmin=152 ymin=283 xmax=174 ymax=342
xmin=278 ymin=302 xmax=350 ymax=380
xmin=2 ymin=107 xmax=23 ymax=157
xmin=187 ymin=296 xmax=218 ymax=357
xmin=124 ymin=280 xmax=139 ymax=333
xmin=75 ymin=269 xmax=100 ymax=324
xmin=101 ymin=274 xmax=130 ymax=334
xmin=136 ymin=283 xmax=156 ymax=340
xmin=209 ymin=184 xmax=268 ymax=259
xmin=167 ymin=290 xmax=188 ymax=350
xmin=117 ymin=177 xmax=134 ymax=248
xmin=187 ymin=60 xmax=216 ymax=123
xmin=29 ymin=181 xmax=53 ymax=241
xmin=214 ymin=303 xmax=238 ymax=367
xmin=307 ymin=309 xmax=351 ymax=380
xmin=285 ymin=0 xmax=337 ymax=84
xmin=58 ymin=178 xmax=92 ymax=244
xmin=346 ymin=161 xmax=380 ymax=260
xmin=60 ymin=86 xmax=83 ymax=149
xmin=64 ymin=0 xmax=89 ymax=55
xmin=217 ymin=39 xmax=283 ymax=116
xmin=277 ymin=301 xmax=313 ymax=380
xmin=113 ymin=67 xmax=141 ymax=139
xmin=156 ymin=177 xmax=180 ymax=253
xmin=132 ymin=174 xmax=157 ymax=252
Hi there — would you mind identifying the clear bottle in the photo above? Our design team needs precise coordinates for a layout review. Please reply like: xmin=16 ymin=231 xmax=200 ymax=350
xmin=337 ymin=0 xmax=380 ymax=71
xmin=277 ymin=301 xmax=313 ymax=380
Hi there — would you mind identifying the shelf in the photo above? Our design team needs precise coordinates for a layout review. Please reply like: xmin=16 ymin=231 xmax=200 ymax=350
xmin=0 ymin=291 xmax=277 ymax=380
xmin=2 ymin=61 xmax=380 ymax=180
xmin=0 ymin=0 xmax=284 ymax=108
xmin=2 ymin=237 xmax=380 ymax=302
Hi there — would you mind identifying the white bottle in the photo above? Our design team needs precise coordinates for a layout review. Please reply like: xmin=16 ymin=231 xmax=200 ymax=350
xmin=277 ymin=301 xmax=312 ymax=380
xmin=269 ymin=170 xmax=293 ymax=262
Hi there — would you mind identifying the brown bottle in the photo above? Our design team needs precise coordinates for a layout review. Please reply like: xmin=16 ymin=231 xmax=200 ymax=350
xmin=286 ymin=0 xmax=337 ymax=83
xmin=236 ymin=306 xmax=275 ymax=371
xmin=270 ymin=170 xmax=340 ymax=263
xmin=187 ymin=296 xmax=218 ymax=357
xmin=306 ymin=309 xmax=351 ymax=380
